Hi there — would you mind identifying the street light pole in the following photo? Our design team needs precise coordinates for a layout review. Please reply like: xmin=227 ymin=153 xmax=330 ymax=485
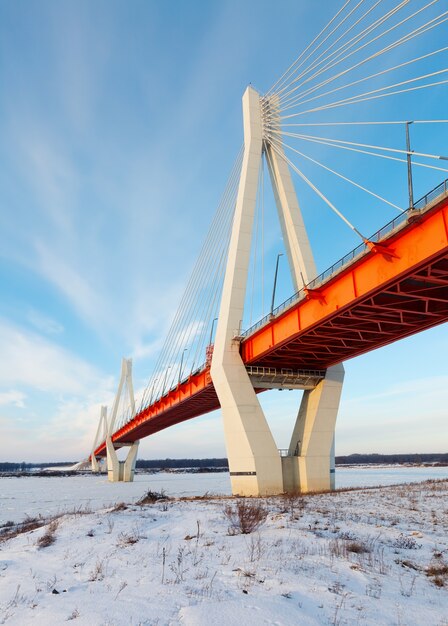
xmin=148 ymin=378 xmax=158 ymax=405
xmin=178 ymin=349 xmax=187 ymax=386
xmin=406 ymin=121 xmax=414 ymax=210
xmin=270 ymin=253 xmax=283 ymax=316
xmin=209 ymin=317 xmax=218 ymax=345
xmin=161 ymin=366 xmax=171 ymax=396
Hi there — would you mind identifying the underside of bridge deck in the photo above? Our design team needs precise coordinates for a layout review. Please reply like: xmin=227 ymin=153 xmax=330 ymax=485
xmin=248 ymin=252 xmax=448 ymax=370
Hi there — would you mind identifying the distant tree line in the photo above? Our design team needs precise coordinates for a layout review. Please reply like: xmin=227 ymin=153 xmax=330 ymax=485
xmin=0 ymin=462 xmax=76 ymax=472
xmin=136 ymin=458 xmax=229 ymax=469
xmin=1 ymin=453 xmax=447 ymax=473
xmin=335 ymin=453 xmax=448 ymax=465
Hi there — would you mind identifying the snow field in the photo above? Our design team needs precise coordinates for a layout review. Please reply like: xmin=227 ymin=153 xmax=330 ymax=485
xmin=0 ymin=480 xmax=447 ymax=625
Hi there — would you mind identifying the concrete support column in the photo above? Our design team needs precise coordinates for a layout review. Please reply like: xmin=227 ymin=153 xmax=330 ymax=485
xmin=287 ymin=364 xmax=345 ymax=492
xmin=106 ymin=439 xmax=139 ymax=482
xmin=91 ymin=455 xmax=100 ymax=473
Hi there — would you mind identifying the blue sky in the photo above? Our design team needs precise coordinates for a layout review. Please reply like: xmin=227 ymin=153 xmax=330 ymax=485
xmin=0 ymin=0 xmax=447 ymax=462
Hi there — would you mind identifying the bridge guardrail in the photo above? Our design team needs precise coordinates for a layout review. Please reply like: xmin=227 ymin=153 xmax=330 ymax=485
xmin=241 ymin=178 xmax=448 ymax=338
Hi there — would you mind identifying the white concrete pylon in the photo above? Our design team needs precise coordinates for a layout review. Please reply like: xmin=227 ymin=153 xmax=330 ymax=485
xmin=105 ymin=357 xmax=139 ymax=483
xmin=91 ymin=405 xmax=108 ymax=473
xmin=211 ymin=86 xmax=345 ymax=495
xmin=108 ymin=358 xmax=136 ymax=436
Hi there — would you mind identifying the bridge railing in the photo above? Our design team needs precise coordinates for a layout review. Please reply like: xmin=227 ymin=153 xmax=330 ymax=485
xmin=241 ymin=178 xmax=448 ymax=339
xmin=413 ymin=178 xmax=448 ymax=210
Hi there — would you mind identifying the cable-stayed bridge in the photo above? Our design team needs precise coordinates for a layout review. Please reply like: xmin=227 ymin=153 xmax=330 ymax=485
xmin=89 ymin=1 xmax=448 ymax=495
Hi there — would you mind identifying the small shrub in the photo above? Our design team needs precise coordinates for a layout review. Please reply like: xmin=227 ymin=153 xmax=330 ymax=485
xmin=112 ymin=502 xmax=127 ymax=512
xmin=0 ymin=520 xmax=14 ymax=529
xmin=117 ymin=531 xmax=139 ymax=547
xmin=279 ymin=493 xmax=306 ymax=520
xmin=88 ymin=559 xmax=106 ymax=582
xmin=224 ymin=500 xmax=267 ymax=535
xmin=393 ymin=534 xmax=421 ymax=550
xmin=137 ymin=490 xmax=170 ymax=505
xmin=169 ymin=546 xmax=188 ymax=583
xmin=37 ymin=520 xmax=58 ymax=549
xmin=346 ymin=540 xmax=371 ymax=554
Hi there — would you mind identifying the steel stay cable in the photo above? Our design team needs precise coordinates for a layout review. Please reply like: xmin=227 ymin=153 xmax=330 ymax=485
xmin=276 ymin=133 xmax=448 ymax=174
xmin=281 ymin=67 xmax=448 ymax=117
xmin=169 ymin=241 xmax=228 ymax=393
xmin=279 ymin=45 xmax=448 ymax=112
xmin=280 ymin=76 xmax=448 ymax=119
xmin=164 ymin=181 xmax=238 ymax=394
xmin=263 ymin=140 xmax=310 ymax=287
xmin=139 ymin=149 xmax=243 ymax=410
xmin=281 ymin=120 xmax=448 ymax=127
xmin=266 ymin=0 xmax=354 ymax=97
xmin=190 ymin=239 xmax=231 ymax=379
xmin=280 ymin=18 xmax=448 ymax=117
xmin=271 ymin=130 xmax=448 ymax=162
xmin=275 ymin=0 xmax=389 ymax=103
xmin=279 ymin=0 xmax=443 ymax=109
xmin=150 ymin=155 xmax=241 ymax=403
xmin=267 ymin=135 xmax=404 ymax=212
xmin=278 ymin=0 xmax=412 ymax=105
xmin=140 ymin=170 xmax=236 ymax=407
xmin=145 ymin=197 xmax=233 ymax=405
xmin=278 ymin=0 xmax=439 ymax=106
xmin=271 ymin=0 xmax=372 ymax=102
xmin=152 ymin=162 xmax=240 ymax=401
xmin=269 ymin=140 xmax=368 ymax=241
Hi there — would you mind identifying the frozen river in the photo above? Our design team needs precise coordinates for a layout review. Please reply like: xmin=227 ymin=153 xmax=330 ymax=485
xmin=1 ymin=465 xmax=447 ymax=524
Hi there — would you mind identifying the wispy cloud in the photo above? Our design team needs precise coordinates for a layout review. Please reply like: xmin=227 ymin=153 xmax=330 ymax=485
xmin=27 ymin=309 xmax=64 ymax=335
xmin=0 ymin=318 xmax=107 ymax=395
xmin=0 ymin=390 xmax=26 ymax=408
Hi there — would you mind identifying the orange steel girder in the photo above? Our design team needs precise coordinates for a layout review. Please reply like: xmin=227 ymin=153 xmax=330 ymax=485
xmin=241 ymin=195 xmax=448 ymax=369
xmin=94 ymin=192 xmax=448 ymax=455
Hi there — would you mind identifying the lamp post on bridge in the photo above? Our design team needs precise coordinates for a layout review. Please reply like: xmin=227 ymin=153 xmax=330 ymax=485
xmin=270 ymin=253 xmax=283 ymax=317
xmin=178 ymin=349 xmax=187 ymax=386
xmin=209 ymin=317 xmax=218 ymax=346
xmin=405 ymin=121 xmax=414 ymax=210
xmin=161 ymin=366 xmax=171 ymax=396
xmin=148 ymin=378 xmax=158 ymax=406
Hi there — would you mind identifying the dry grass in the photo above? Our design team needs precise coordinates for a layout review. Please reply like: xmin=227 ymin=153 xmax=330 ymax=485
xmin=137 ymin=490 xmax=170 ymax=505
xmin=1 ymin=515 xmax=48 ymax=544
xmin=37 ymin=520 xmax=58 ymax=549
xmin=426 ymin=562 xmax=448 ymax=587
xmin=117 ymin=531 xmax=139 ymax=547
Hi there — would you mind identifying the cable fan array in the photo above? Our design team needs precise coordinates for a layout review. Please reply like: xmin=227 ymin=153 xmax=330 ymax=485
xmin=260 ymin=0 xmax=448 ymax=241
xmin=111 ymin=0 xmax=448 ymax=436
xmin=111 ymin=149 xmax=243 ymax=433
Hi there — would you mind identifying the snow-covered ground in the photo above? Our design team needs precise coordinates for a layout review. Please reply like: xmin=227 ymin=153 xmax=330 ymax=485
xmin=1 ymin=479 xmax=447 ymax=625
xmin=1 ymin=466 xmax=447 ymax=526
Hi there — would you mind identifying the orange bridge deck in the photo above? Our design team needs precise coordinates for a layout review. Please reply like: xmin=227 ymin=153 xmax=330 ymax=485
xmin=95 ymin=182 xmax=448 ymax=456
